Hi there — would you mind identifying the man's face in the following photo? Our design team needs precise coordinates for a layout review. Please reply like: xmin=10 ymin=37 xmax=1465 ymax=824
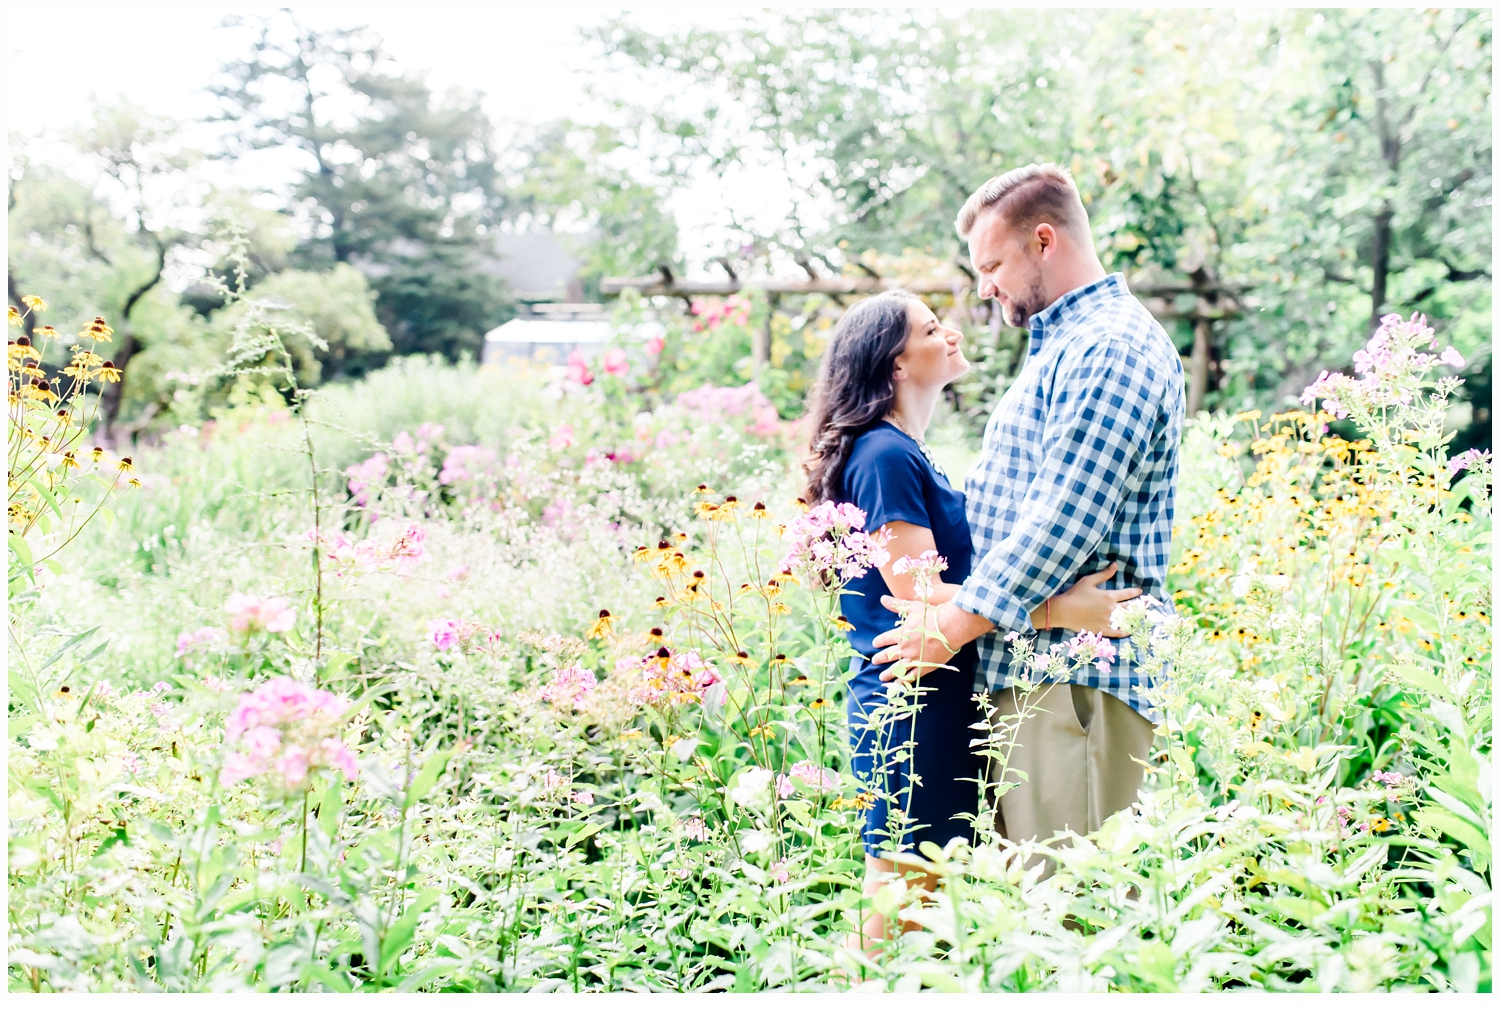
xmin=967 ymin=210 xmax=1048 ymax=329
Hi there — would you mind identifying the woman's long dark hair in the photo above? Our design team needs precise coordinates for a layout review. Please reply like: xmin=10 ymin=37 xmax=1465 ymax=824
xmin=803 ymin=290 xmax=915 ymax=505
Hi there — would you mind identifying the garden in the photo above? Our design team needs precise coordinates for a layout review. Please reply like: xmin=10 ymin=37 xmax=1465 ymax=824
xmin=6 ymin=7 xmax=1493 ymax=994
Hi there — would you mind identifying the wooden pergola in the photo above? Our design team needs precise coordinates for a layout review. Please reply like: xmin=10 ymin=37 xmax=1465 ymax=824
xmin=601 ymin=268 xmax=1242 ymax=414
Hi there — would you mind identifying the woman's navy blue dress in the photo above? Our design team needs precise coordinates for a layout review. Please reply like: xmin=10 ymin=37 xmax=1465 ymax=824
xmin=838 ymin=421 xmax=982 ymax=858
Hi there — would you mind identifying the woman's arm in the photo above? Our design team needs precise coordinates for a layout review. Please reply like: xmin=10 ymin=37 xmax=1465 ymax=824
xmin=876 ymin=521 xmax=961 ymax=604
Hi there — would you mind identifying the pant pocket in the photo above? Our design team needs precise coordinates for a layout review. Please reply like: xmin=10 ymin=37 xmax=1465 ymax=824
xmin=1070 ymin=683 xmax=1094 ymax=733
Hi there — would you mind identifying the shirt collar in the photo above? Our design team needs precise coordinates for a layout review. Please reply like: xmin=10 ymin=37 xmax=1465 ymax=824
xmin=1028 ymin=272 xmax=1129 ymax=352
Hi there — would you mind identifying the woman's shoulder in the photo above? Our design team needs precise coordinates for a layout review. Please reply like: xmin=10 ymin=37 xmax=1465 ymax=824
xmin=847 ymin=422 xmax=924 ymax=467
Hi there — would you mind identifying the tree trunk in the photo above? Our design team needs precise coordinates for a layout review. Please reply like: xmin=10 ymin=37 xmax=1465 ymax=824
xmin=1369 ymin=204 xmax=1394 ymax=334
xmin=97 ymin=325 xmax=138 ymax=447
xmin=98 ymin=236 xmax=167 ymax=446
xmin=1187 ymin=316 xmax=1213 ymax=416
xmin=754 ymin=293 xmax=778 ymax=375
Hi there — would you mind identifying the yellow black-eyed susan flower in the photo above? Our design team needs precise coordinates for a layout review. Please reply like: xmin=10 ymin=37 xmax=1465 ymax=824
xmin=83 ymin=316 xmax=114 ymax=342
xmin=810 ymin=697 xmax=830 ymax=710
xmin=652 ymin=596 xmax=669 ymax=609
xmin=115 ymin=456 xmax=135 ymax=473
xmin=832 ymin=615 xmax=854 ymax=632
xmin=586 ymin=609 xmax=617 ymax=640
xmin=728 ymin=651 xmax=754 ymax=667
xmin=751 ymin=502 xmax=768 ymax=519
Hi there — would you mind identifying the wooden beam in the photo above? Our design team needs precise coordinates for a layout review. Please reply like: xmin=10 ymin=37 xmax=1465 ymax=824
xmin=600 ymin=274 xmax=1243 ymax=320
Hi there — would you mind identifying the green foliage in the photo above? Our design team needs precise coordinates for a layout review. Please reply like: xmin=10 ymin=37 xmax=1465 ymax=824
xmin=7 ymin=312 xmax=1491 ymax=991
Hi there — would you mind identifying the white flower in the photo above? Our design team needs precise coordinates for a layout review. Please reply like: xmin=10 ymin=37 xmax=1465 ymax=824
xmin=1233 ymin=570 xmax=1292 ymax=598
xmin=729 ymin=767 xmax=775 ymax=810
xmin=670 ymin=737 xmax=700 ymax=761
xmin=740 ymin=829 xmax=773 ymax=854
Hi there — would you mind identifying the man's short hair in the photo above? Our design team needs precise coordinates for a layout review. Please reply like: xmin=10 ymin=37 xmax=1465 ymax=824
xmin=955 ymin=163 xmax=1088 ymax=241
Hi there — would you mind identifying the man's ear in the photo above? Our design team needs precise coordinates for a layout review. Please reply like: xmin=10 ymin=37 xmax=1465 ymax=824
xmin=1034 ymin=222 xmax=1058 ymax=259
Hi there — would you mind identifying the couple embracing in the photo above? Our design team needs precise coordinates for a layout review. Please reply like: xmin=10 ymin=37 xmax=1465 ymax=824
xmin=802 ymin=164 xmax=1185 ymax=943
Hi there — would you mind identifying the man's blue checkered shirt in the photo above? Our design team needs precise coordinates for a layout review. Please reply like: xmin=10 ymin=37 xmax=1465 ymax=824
xmin=952 ymin=273 xmax=1184 ymax=720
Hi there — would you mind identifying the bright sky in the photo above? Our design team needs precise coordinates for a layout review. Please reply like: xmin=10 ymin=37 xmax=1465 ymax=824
xmin=6 ymin=5 xmax=801 ymax=272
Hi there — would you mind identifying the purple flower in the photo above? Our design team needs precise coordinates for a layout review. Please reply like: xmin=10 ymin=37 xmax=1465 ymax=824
xmin=427 ymin=618 xmax=463 ymax=652
xmin=1448 ymin=448 xmax=1489 ymax=478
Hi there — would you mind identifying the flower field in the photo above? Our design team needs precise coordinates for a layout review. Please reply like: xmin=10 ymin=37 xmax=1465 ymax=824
xmin=7 ymin=306 xmax=1493 ymax=992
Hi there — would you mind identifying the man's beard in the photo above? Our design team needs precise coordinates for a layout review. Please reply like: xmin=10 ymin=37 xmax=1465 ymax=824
xmin=1002 ymin=273 xmax=1049 ymax=328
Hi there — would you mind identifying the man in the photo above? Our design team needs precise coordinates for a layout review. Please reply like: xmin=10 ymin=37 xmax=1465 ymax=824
xmin=871 ymin=163 xmax=1184 ymax=850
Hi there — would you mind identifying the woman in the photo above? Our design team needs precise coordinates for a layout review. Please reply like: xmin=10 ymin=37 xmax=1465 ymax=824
xmin=802 ymin=290 xmax=1138 ymax=946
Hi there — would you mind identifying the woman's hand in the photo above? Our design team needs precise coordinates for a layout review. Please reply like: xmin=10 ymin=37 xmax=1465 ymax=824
xmin=1032 ymin=562 xmax=1142 ymax=637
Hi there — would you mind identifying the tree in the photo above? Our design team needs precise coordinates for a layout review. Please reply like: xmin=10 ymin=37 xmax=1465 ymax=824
xmin=1232 ymin=8 xmax=1492 ymax=410
xmin=594 ymin=9 xmax=1491 ymax=428
xmin=9 ymin=102 xmax=202 ymax=443
xmin=211 ymin=12 xmax=511 ymax=367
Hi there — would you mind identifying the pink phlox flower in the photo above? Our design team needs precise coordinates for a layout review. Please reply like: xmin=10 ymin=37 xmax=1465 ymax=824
xmin=540 ymin=768 xmax=570 ymax=792
xmin=1066 ymin=631 xmax=1117 ymax=670
xmin=427 ymin=618 xmax=477 ymax=652
xmin=566 ymin=351 xmax=595 ymax=386
xmin=549 ymin=424 xmax=575 ymax=450
xmin=770 ymin=858 xmax=791 ymax=884
xmin=446 ymin=564 xmax=470 ymax=582
xmin=780 ymin=500 xmax=889 ymax=584
xmin=175 ymin=626 xmax=220 ymax=658
xmin=776 ymin=773 xmax=795 ymax=799
xmin=1439 ymin=346 xmax=1465 ymax=368
xmin=789 ymin=761 xmax=840 ymax=790
xmin=602 ymin=348 xmax=629 ymax=377
xmin=380 ymin=522 xmax=428 ymax=564
xmin=540 ymin=664 xmax=598 ymax=711
xmin=415 ymin=422 xmax=446 ymax=445
xmin=645 ymin=333 xmax=666 ymax=356
xmin=392 ymin=431 xmax=417 ymax=456
xmin=682 ymin=815 xmax=710 ymax=842
xmin=892 ymin=549 xmax=946 ymax=575
xmin=439 ymin=445 xmax=497 ymax=485
xmin=221 ymin=676 xmax=356 ymax=789
xmin=225 ymin=593 xmax=297 ymax=635
xmin=345 ymin=452 xmax=389 ymax=507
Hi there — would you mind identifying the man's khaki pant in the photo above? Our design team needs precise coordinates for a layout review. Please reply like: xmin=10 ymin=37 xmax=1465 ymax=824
xmin=986 ymin=683 xmax=1156 ymax=855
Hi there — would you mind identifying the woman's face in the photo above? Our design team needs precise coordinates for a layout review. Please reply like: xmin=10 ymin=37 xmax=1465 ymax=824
xmin=892 ymin=299 xmax=969 ymax=391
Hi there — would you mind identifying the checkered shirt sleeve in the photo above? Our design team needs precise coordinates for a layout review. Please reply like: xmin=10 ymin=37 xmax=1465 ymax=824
xmin=951 ymin=335 xmax=1167 ymax=634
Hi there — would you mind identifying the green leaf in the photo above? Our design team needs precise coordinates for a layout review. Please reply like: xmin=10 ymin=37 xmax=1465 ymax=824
xmin=379 ymin=888 xmax=441 ymax=978
xmin=318 ymin=779 xmax=343 ymax=838
xmin=25 ymin=477 xmax=66 ymax=521
xmin=8 ymin=532 xmax=33 ymax=570
xmin=39 ymin=626 xmax=101 ymax=673
xmin=566 ymin=821 xmax=603 ymax=848
xmin=1390 ymin=663 xmax=1455 ymax=703
xmin=1415 ymin=809 xmax=1491 ymax=874
xmin=300 ymin=963 xmax=354 ymax=993
xmin=403 ymin=748 xmax=452 ymax=810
